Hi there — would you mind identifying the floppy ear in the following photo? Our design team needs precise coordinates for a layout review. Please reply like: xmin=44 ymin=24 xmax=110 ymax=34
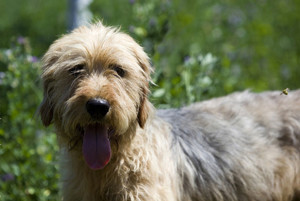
xmin=39 ymin=92 xmax=54 ymax=127
xmin=134 ymin=48 xmax=153 ymax=128
xmin=38 ymin=49 xmax=58 ymax=127
xmin=137 ymin=86 xmax=151 ymax=128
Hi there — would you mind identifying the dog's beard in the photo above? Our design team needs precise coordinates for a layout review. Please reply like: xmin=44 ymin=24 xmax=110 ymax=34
xmin=62 ymin=102 xmax=133 ymax=169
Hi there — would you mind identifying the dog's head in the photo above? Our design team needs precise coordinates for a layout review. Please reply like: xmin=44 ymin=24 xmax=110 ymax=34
xmin=39 ymin=22 xmax=152 ymax=170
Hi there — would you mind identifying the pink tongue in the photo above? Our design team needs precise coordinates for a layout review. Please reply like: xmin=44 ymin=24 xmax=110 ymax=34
xmin=83 ymin=124 xmax=111 ymax=170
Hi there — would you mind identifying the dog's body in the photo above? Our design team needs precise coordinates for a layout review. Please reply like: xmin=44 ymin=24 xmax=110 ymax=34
xmin=39 ymin=23 xmax=300 ymax=201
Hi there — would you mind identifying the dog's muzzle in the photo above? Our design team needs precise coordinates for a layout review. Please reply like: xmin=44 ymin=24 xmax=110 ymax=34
xmin=86 ymin=98 xmax=110 ymax=119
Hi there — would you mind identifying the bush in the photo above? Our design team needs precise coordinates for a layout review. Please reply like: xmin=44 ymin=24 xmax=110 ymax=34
xmin=0 ymin=38 xmax=59 ymax=201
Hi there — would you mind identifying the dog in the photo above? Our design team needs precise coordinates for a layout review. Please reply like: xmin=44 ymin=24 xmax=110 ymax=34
xmin=39 ymin=22 xmax=300 ymax=201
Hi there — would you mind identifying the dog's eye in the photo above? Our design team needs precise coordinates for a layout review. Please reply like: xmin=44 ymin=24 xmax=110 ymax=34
xmin=110 ymin=64 xmax=125 ymax=77
xmin=69 ymin=64 xmax=85 ymax=77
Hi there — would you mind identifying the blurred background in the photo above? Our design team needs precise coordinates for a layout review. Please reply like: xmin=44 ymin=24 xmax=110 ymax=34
xmin=0 ymin=0 xmax=299 ymax=200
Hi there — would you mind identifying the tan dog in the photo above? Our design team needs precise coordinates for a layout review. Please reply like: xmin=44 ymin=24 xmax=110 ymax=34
xmin=39 ymin=22 xmax=300 ymax=201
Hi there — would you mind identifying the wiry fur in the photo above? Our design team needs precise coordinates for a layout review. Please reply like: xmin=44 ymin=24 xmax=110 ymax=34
xmin=39 ymin=22 xmax=300 ymax=201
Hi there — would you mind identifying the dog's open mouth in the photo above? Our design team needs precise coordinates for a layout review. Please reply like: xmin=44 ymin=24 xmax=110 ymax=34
xmin=82 ymin=123 xmax=114 ymax=170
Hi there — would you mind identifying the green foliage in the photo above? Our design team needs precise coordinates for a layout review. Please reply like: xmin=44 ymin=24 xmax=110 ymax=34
xmin=0 ymin=40 xmax=59 ymax=200
xmin=151 ymin=49 xmax=218 ymax=108
xmin=0 ymin=0 xmax=67 ymax=56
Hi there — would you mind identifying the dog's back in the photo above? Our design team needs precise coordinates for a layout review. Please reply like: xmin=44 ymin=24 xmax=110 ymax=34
xmin=158 ymin=90 xmax=300 ymax=201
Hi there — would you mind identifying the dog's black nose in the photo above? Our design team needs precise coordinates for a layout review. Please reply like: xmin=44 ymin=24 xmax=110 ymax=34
xmin=86 ymin=98 xmax=110 ymax=119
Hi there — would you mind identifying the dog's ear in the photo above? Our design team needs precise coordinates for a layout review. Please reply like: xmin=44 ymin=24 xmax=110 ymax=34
xmin=134 ymin=48 xmax=153 ymax=128
xmin=39 ymin=92 xmax=54 ymax=127
xmin=39 ymin=75 xmax=54 ymax=127
xmin=38 ymin=51 xmax=58 ymax=127
xmin=138 ymin=86 xmax=151 ymax=128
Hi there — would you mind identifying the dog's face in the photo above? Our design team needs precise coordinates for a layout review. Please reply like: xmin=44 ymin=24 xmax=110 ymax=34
xmin=39 ymin=23 xmax=152 ymax=169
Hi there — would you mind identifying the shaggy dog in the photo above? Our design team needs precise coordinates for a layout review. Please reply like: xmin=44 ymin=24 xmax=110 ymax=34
xmin=39 ymin=22 xmax=300 ymax=201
